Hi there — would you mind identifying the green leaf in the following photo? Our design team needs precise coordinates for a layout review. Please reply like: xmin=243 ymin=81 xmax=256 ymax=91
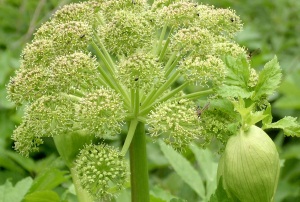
xmin=262 ymin=104 xmax=272 ymax=126
xmin=28 ymin=168 xmax=69 ymax=193
xmin=209 ymin=177 xmax=233 ymax=202
xmin=150 ymin=186 xmax=185 ymax=202
xmin=23 ymin=190 xmax=60 ymax=202
xmin=0 ymin=177 xmax=33 ymax=202
xmin=159 ymin=140 xmax=205 ymax=200
xmin=0 ymin=152 xmax=26 ymax=175
xmin=217 ymin=86 xmax=252 ymax=100
xmin=150 ymin=195 xmax=167 ymax=202
xmin=218 ymin=55 xmax=252 ymax=98
xmin=4 ymin=150 xmax=35 ymax=173
xmin=263 ymin=116 xmax=300 ymax=137
xmin=253 ymin=56 xmax=281 ymax=100
xmin=190 ymin=144 xmax=218 ymax=199
xmin=232 ymin=99 xmax=267 ymax=128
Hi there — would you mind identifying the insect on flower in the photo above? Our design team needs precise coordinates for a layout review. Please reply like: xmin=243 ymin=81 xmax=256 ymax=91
xmin=80 ymin=34 xmax=85 ymax=38
xmin=196 ymin=102 xmax=210 ymax=117
xmin=247 ymin=48 xmax=261 ymax=59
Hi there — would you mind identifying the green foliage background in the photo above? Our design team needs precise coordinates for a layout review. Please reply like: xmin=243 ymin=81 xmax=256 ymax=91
xmin=0 ymin=0 xmax=299 ymax=201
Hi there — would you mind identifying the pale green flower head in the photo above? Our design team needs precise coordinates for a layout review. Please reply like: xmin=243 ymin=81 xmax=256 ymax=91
xmin=153 ymin=1 xmax=198 ymax=28
xmin=20 ymin=39 xmax=55 ymax=69
xmin=7 ymin=0 xmax=252 ymax=199
xmin=75 ymin=144 xmax=128 ymax=199
xmin=195 ymin=5 xmax=243 ymax=38
xmin=76 ymin=88 xmax=125 ymax=138
xmin=117 ymin=51 xmax=164 ymax=92
xmin=179 ymin=55 xmax=226 ymax=86
xmin=13 ymin=95 xmax=78 ymax=156
xmin=99 ymin=10 xmax=154 ymax=56
xmin=51 ymin=2 xmax=96 ymax=23
xmin=97 ymin=0 xmax=147 ymax=18
xmin=34 ymin=21 xmax=93 ymax=53
xmin=148 ymin=98 xmax=201 ymax=150
xmin=170 ymin=26 xmax=214 ymax=55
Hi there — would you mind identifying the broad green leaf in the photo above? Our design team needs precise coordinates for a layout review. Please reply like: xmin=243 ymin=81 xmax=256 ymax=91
xmin=263 ymin=116 xmax=300 ymax=137
xmin=262 ymin=104 xmax=272 ymax=126
xmin=224 ymin=55 xmax=250 ymax=87
xmin=159 ymin=140 xmax=205 ymax=200
xmin=4 ymin=150 xmax=35 ymax=173
xmin=209 ymin=177 xmax=233 ymax=202
xmin=217 ymin=86 xmax=252 ymax=99
xmin=150 ymin=186 xmax=185 ymax=202
xmin=218 ymin=55 xmax=252 ymax=99
xmin=190 ymin=144 xmax=218 ymax=199
xmin=28 ymin=168 xmax=69 ymax=193
xmin=147 ymin=142 xmax=168 ymax=171
xmin=150 ymin=195 xmax=167 ymax=202
xmin=0 ymin=177 xmax=33 ymax=202
xmin=253 ymin=56 xmax=281 ymax=100
xmin=0 ymin=152 xmax=26 ymax=174
xmin=23 ymin=190 xmax=60 ymax=202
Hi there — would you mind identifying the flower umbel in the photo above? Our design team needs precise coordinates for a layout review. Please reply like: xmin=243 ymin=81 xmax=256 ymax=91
xmin=7 ymin=0 xmax=259 ymax=200
xmin=75 ymin=144 xmax=128 ymax=199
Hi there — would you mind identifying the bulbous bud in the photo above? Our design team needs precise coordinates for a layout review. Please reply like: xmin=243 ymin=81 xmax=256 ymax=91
xmin=217 ymin=125 xmax=280 ymax=202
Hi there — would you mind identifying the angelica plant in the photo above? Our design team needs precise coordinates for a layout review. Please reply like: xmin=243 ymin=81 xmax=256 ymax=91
xmin=7 ymin=0 xmax=300 ymax=201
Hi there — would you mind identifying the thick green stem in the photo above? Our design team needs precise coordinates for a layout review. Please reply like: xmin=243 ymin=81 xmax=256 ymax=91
xmin=70 ymin=167 xmax=94 ymax=202
xmin=129 ymin=122 xmax=149 ymax=202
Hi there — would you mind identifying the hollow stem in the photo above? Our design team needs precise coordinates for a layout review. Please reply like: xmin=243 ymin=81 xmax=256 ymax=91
xmin=129 ymin=122 xmax=149 ymax=202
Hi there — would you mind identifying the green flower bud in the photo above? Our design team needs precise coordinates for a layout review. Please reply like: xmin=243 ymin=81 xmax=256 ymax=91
xmin=21 ymin=39 xmax=55 ymax=69
xmin=170 ymin=26 xmax=214 ymax=55
xmin=7 ymin=68 xmax=48 ymax=103
xmin=217 ymin=125 xmax=280 ymax=202
xmin=179 ymin=55 xmax=226 ymax=86
xmin=76 ymin=87 xmax=125 ymax=138
xmin=248 ymin=68 xmax=259 ymax=88
xmin=8 ymin=52 xmax=100 ymax=103
xmin=154 ymin=1 xmax=198 ymax=28
xmin=47 ymin=52 xmax=101 ymax=94
xmin=34 ymin=21 xmax=92 ymax=54
xmin=52 ymin=2 xmax=96 ymax=24
xmin=213 ymin=41 xmax=247 ymax=58
xmin=195 ymin=6 xmax=242 ymax=38
xmin=98 ymin=0 xmax=147 ymax=18
xmin=199 ymin=105 xmax=236 ymax=147
xmin=117 ymin=51 xmax=163 ymax=92
xmin=75 ymin=144 xmax=128 ymax=200
xmin=13 ymin=95 xmax=78 ymax=156
xmin=148 ymin=98 xmax=201 ymax=150
xmin=99 ymin=10 xmax=154 ymax=56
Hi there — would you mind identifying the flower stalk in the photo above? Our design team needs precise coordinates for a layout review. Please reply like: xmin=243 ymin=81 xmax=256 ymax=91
xmin=129 ymin=122 xmax=149 ymax=202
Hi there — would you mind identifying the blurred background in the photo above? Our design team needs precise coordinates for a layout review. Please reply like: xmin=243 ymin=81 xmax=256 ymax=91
xmin=0 ymin=0 xmax=299 ymax=201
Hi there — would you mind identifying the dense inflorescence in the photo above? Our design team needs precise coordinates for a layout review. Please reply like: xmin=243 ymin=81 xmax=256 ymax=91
xmin=8 ymin=0 xmax=251 ymax=199
xmin=75 ymin=144 xmax=128 ymax=199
